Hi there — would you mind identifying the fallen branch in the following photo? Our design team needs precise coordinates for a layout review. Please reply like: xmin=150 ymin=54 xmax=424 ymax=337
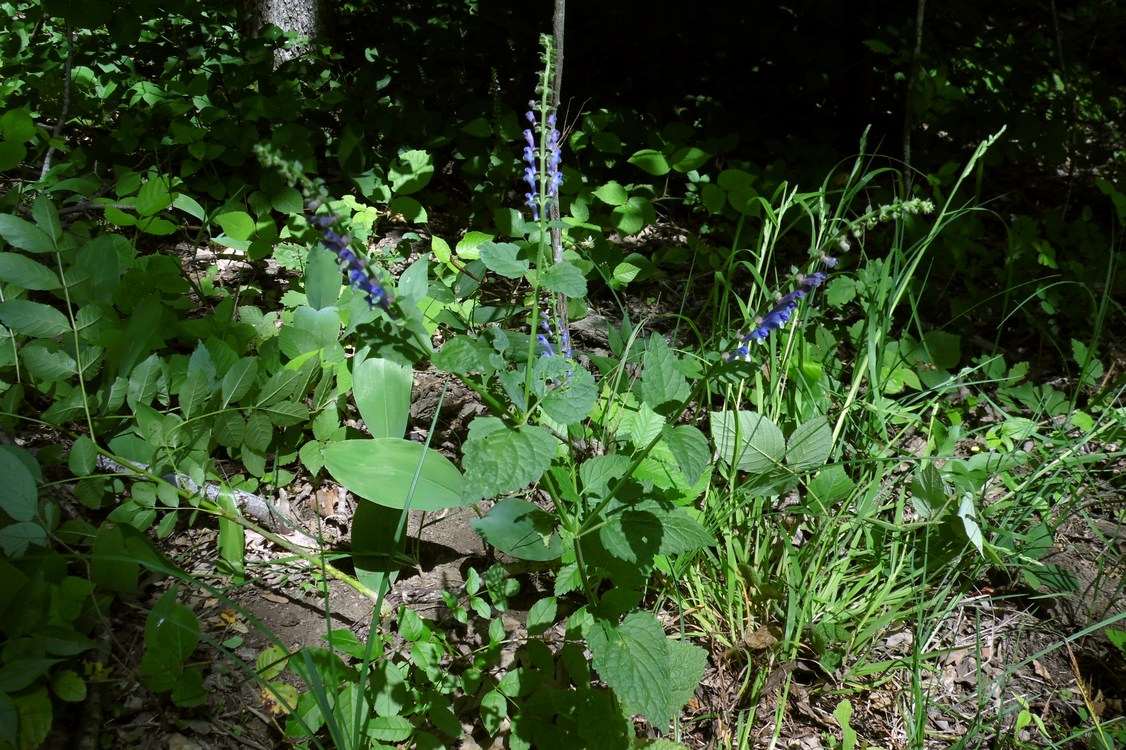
xmin=94 ymin=455 xmax=310 ymax=539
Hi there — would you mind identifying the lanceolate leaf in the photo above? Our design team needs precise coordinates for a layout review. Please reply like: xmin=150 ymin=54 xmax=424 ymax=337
xmin=323 ymin=438 xmax=465 ymax=511
xmin=352 ymin=357 xmax=411 ymax=439
xmin=0 ymin=300 xmax=70 ymax=337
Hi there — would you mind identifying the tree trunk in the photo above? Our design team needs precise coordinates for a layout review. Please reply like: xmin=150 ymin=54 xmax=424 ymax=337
xmin=241 ymin=0 xmax=327 ymax=65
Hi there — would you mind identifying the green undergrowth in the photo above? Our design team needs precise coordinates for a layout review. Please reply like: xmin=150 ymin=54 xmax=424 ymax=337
xmin=1 ymin=4 xmax=1124 ymax=750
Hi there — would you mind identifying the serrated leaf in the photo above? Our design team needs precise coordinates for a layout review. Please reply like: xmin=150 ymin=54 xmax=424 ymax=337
xmin=220 ymin=357 xmax=257 ymax=406
xmin=541 ymin=261 xmax=587 ymax=297
xmin=127 ymin=353 xmax=164 ymax=409
xmin=177 ymin=368 xmax=212 ymax=419
xmin=263 ymin=400 xmax=308 ymax=426
xmin=432 ymin=335 xmax=490 ymax=375
xmin=538 ymin=367 xmax=598 ymax=425
xmin=471 ymin=498 xmax=562 ymax=561
xmin=0 ymin=300 xmax=70 ymax=337
xmin=479 ymin=241 xmax=529 ymax=278
xmin=665 ymin=639 xmax=707 ymax=718
xmin=661 ymin=425 xmax=710 ymax=485
xmin=527 ymin=596 xmax=558 ymax=635
xmin=710 ymin=410 xmax=785 ymax=473
xmin=0 ymin=213 xmax=55 ymax=253
xmin=588 ymin=612 xmax=675 ymax=728
xmin=323 ymin=438 xmax=465 ymax=511
xmin=461 ymin=420 xmax=557 ymax=502
xmin=786 ymin=416 xmax=832 ymax=471
xmin=243 ymin=411 xmax=273 ymax=451
xmin=0 ymin=252 xmax=60 ymax=290
xmin=640 ymin=334 xmax=690 ymax=409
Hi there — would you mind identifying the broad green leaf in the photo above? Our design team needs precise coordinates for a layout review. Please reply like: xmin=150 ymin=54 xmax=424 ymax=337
xmin=455 ymin=231 xmax=492 ymax=260
xmin=0 ymin=252 xmax=59 ymax=290
xmin=21 ymin=342 xmax=75 ymax=381
xmin=541 ymin=261 xmax=587 ymax=297
xmin=617 ymin=196 xmax=655 ymax=236
xmin=213 ymin=211 xmax=254 ymax=241
xmin=538 ymin=367 xmax=598 ymax=426
xmin=640 ymin=334 xmax=690 ymax=409
xmin=471 ymin=498 xmax=563 ymax=561
xmin=51 ymin=670 xmax=87 ymax=703
xmin=527 ymin=596 xmax=558 ymax=635
xmin=13 ymin=687 xmax=51 ymax=750
xmin=388 ymin=149 xmax=434 ymax=195
xmin=323 ymin=438 xmax=465 ymax=511
xmin=592 ymin=181 xmax=628 ymax=206
xmin=243 ymin=411 xmax=273 ymax=451
xmin=68 ymin=435 xmax=97 ymax=476
xmin=670 ymin=146 xmax=711 ymax=173
xmin=172 ymin=193 xmax=206 ymax=221
xmin=177 ymin=368 xmax=212 ymax=419
xmin=367 ymin=715 xmax=413 ymax=743
xmin=135 ymin=178 xmax=172 ymax=217
xmin=0 ymin=214 xmax=55 ymax=253
xmin=627 ymin=148 xmax=670 ymax=176
xmin=0 ymin=141 xmax=26 ymax=171
xmin=127 ymin=353 xmax=163 ymax=409
xmin=461 ymin=419 xmax=557 ymax=502
xmin=910 ymin=463 xmax=948 ymax=519
xmin=710 ymin=410 xmax=785 ymax=473
xmin=701 ymin=183 xmax=726 ymax=214
xmin=432 ymin=335 xmax=490 ymax=375
xmin=263 ymin=400 xmax=308 ymax=426
xmin=388 ymin=195 xmax=426 ymax=223
xmin=666 ymin=638 xmax=707 ymax=718
xmin=220 ymin=357 xmax=257 ymax=406
xmin=0 ymin=522 xmax=47 ymax=557
xmin=0 ymin=300 xmax=70 ymax=337
xmin=587 ymin=612 xmax=675 ymax=728
xmin=0 ymin=447 xmax=37 ymax=522
xmin=479 ymin=241 xmax=529 ymax=279
xmin=661 ymin=425 xmax=710 ymax=485
xmin=304 ymin=245 xmax=341 ymax=310
xmin=144 ymin=589 xmax=200 ymax=661
xmin=786 ymin=416 xmax=832 ymax=471
xmin=353 ymin=356 xmax=411 ymax=439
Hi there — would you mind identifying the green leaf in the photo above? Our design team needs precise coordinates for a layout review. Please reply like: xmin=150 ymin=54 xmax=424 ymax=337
xmin=527 ymin=596 xmax=558 ymax=635
xmin=177 ymin=368 xmax=213 ymax=419
xmin=640 ymin=334 xmax=690 ymax=409
xmin=786 ymin=416 xmax=832 ymax=471
xmin=479 ymin=241 xmax=529 ymax=279
xmin=0 ymin=448 xmax=37 ymax=522
xmin=172 ymin=193 xmax=206 ymax=221
xmin=13 ymin=687 xmax=51 ymax=750
xmin=455 ymin=231 xmax=492 ymax=260
xmin=0 ymin=522 xmax=47 ymax=557
xmin=144 ymin=589 xmax=200 ymax=662
xmin=135 ymin=178 xmax=172 ymax=217
xmin=0 ymin=214 xmax=55 ymax=253
xmin=701 ymin=183 xmax=726 ymax=214
xmin=353 ymin=356 xmax=411 ymax=439
xmin=368 ymin=715 xmax=413 ymax=743
xmin=127 ymin=353 xmax=164 ymax=409
xmin=711 ymin=410 xmax=785 ymax=473
xmin=0 ymin=300 xmax=70 ymax=337
xmin=304 ymin=245 xmax=341 ymax=310
xmin=669 ymin=146 xmax=711 ymax=173
xmin=323 ymin=438 xmax=465 ymax=511
xmin=388 ymin=149 xmax=434 ymax=195
xmin=627 ymin=149 xmax=670 ymax=176
xmin=587 ymin=612 xmax=675 ymax=728
xmin=592 ymin=181 xmax=628 ymax=206
xmin=216 ymin=487 xmax=245 ymax=582
xmin=68 ymin=435 xmax=97 ymax=476
xmin=541 ymin=261 xmax=588 ymax=297
xmin=461 ymin=419 xmax=557 ymax=502
xmin=51 ymin=670 xmax=87 ymax=703
xmin=432 ymin=335 xmax=491 ymax=375
xmin=213 ymin=211 xmax=254 ymax=241
xmin=471 ymin=498 xmax=563 ymax=561
xmin=388 ymin=195 xmax=426 ymax=223
xmin=220 ymin=357 xmax=257 ymax=406
xmin=661 ymin=425 xmax=710 ymax=485
xmin=666 ymin=639 xmax=707 ymax=718
xmin=611 ymin=197 xmax=653 ymax=236
xmin=0 ymin=252 xmax=59 ymax=290
xmin=910 ymin=463 xmax=948 ymax=519
xmin=538 ymin=367 xmax=598 ymax=426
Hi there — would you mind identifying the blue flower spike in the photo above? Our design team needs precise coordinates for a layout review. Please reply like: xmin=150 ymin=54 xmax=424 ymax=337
xmin=307 ymin=210 xmax=394 ymax=317
xmin=725 ymin=259 xmax=835 ymax=362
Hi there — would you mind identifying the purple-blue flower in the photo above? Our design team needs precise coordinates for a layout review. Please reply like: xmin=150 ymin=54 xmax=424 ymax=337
xmin=725 ymin=266 xmax=833 ymax=362
xmin=522 ymin=107 xmax=563 ymax=220
xmin=307 ymin=212 xmax=394 ymax=316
